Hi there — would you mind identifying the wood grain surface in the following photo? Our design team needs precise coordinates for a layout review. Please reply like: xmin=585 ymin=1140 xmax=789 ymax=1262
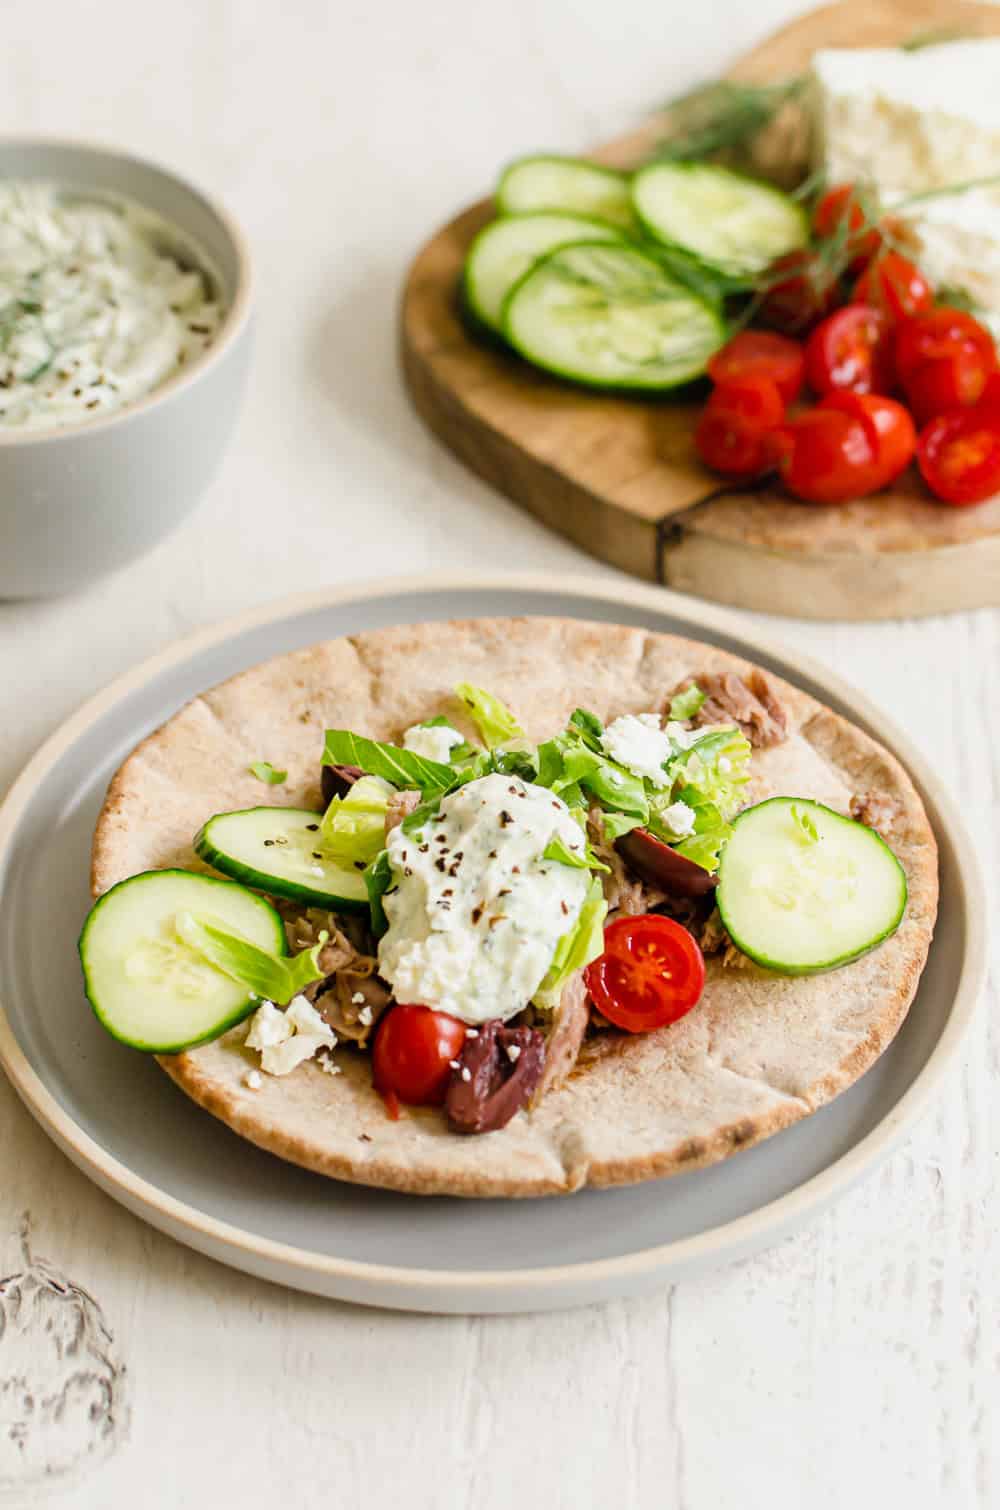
xmin=0 ymin=1 xmax=997 ymax=1506
xmin=401 ymin=0 xmax=1000 ymax=619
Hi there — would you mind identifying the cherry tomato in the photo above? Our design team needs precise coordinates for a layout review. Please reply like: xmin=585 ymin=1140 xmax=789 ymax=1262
xmin=773 ymin=407 xmax=879 ymax=503
xmin=694 ymin=377 xmax=784 ymax=480
xmin=903 ymin=350 xmax=993 ymax=427
xmin=758 ymin=249 xmax=841 ymax=336
xmin=812 ymin=183 xmax=882 ymax=271
xmin=852 ymin=252 xmax=932 ymax=324
xmin=977 ymin=371 xmax=1000 ymax=416
xmin=707 ymin=330 xmax=805 ymax=404
xmin=804 ymin=305 xmax=894 ymax=396
xmin=917 ymin=409 xmax=1000 ymax=505
xmin=820 ymin=392 xmax=916 ymax=487
xmin=585 ymin=915 xmax=705 ymax=1033
xmin=894 ymin=307 xmax=996 ymax=385
xmin=371 ymin=1003 xmax=468 ymax=1107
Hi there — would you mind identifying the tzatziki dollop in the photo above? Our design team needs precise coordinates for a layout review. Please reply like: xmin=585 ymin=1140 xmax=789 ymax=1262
xmin=0 ymin=181 xmax=224 ymax=431
xmin=378 ymin=772 xmax=590 ymax=1024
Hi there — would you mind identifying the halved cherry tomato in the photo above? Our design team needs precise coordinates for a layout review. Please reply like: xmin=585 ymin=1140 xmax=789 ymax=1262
xmin=707 ymin=330 xmax=805 ymax=404
xmin=894 ymin=307 xmax=996 ymax=385
xmin=372 ymin=1003 xmax=468 ymax=1107
xmin=758 ymin=249 xmax=841 ymax=336
xmin=585 ymin=914 xmax=705 ymax=1033
xmin=773 ymin=407 xmax=879 ymax=503
xmin=820 ymin=392 xmax=916 ymax=487
xmin=917 ymin=409 xmax=1000 ymax=505
xmin=852 ymin=252 xmax=932 ymax=324
xmin=903 ymin=350 xmax=993 ymax=426
xmin=977 ymin=371 xmax=1000 ymax=416
xmin=694 ymin=377 xmax=784 ymax=480
xmin=812 ymin=183 xmax=882 ymax=271
xmin=804 ymin=305 xmax=894 ymax=396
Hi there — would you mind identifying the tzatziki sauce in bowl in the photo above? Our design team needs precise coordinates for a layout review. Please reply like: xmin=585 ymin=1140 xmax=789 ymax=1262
xmin=0 ymin=139 xmax=252 ymax=597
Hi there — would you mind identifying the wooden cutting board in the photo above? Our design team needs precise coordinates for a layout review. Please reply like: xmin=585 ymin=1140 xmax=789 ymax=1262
xmin=400 ymin=0 xmax=1000 ymax=620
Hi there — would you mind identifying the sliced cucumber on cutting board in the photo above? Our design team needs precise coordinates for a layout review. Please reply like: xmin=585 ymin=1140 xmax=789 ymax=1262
xmin=497 ymin=155 xmax=635 ymax=230
xmin=80 ymin=869 xmax=286 ymax=1052
xmin=717 ymin=797 xmax=907 ymax=974
xmin=464 ymin=211 xmax=624 ymax=332
xmin=632 ymin=162 xmax=808 ymax=277
xmin=195 ymin=806 xmax=369 ymax=910
xmin=503 ymin=241 xmax=726 ymax=390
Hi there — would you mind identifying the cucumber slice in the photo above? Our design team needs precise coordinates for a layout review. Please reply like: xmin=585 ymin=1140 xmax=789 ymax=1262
xmin=464 ymin=212 xmax=623 ymax=332
xmin=632 ymin=162 xmax=808 ymax=277
xmin=716 ymin=798 xmax=907 ymax=975
xmin=195 ymin=806 xmax=369 ymax=910
xmin=503 ymin=241 xmax=726 ymax=391
xmin=497 ymin=155 xmax=635 ymax=231
xmin=79 ymin=869 xmax=286 ymax=1052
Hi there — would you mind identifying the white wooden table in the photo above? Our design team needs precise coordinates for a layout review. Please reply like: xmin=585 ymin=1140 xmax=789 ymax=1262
xmin=1 ymin=1 xmax=997 ymax=1504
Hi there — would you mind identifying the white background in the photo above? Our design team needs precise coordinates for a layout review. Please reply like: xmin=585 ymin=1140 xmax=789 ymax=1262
xmin=1 ymin=1 xmax=998 ymax=1506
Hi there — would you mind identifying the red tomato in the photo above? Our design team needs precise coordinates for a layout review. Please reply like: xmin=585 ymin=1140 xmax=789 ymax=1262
xmin=812 ymin=183 xmax=882 ymax=270
xmin=585 ymin=915 xmax=705 ymax=1033
xmin=903 ymin=350 xmax=993 ymax=426
xmin=774 ymin=408 xmax=879 ymax=503
xmin=804 ymin=305 xmax=894 ymax=396
xmin=694 ymin=378 xmax=784 ymax=480
xmin=852 ymin=252 xmax=932 ymax=324
xmin=820 ymin=392 xmax=916 ymax=487
xmin=707 ymin=330 xmax=805 ymax=404
xmin=371 ymin=1004 xmax=468 ymax=1107
xmin=977 ymin=371 xmax=1000 ymax=416
xmin=758 ymin=249 xmax=841 ymax=336
xmin=894 ymin=307 xmax=996 ymax=384
xmin=917 ymin=409 xmax=1000 ymax=505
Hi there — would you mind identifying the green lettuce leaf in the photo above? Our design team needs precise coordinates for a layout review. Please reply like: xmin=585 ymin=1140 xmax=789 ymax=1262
xmin=247 ymin=761 xmax=287 ymax=785
xmin=454 ymin=683 xmax=524 ymax=748
xmin=668 ymin=685 xmax=706 ymax=721
xmin=537 ymin=728 xmax=649 ymax=819
xmin=568 ymin=708 xmax=604 ymax=750
xmin=790 ymin=803 xmax=819 ymax=844
xmin=320 ymin=774 xmax=393 ymax=864
xmin=364 ymin=849 xmax=394 ymax=938
xmin=533 ymin=877 xmax=608 ymax=1011
xmin=175 ymin=912 xmax=325 ymax=1004
xmin=666 ymin=727 xmax=751 ymax=820
xmin=323 ymin=729 xmax=455 ymax=797
xmin=542 ymin=835 xmax=610 ymax=874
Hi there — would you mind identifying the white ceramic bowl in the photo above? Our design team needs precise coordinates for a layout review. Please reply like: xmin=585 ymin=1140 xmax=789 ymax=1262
xmin=0 ymin=139 xmax=253 ymax=597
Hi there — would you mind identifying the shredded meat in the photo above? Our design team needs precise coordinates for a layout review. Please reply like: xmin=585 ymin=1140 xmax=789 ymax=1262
xmin=677 ymin=669 xmax=788 ymax=749
xmin=587 ymin=804 xmax=666 ymax=916
xmin=850 ymin=790 xmax=902 ymax=840
xmin=698 ymin=906 xmax=752 ymax=968
xmin=280 ymin=906 xmax=390 ymax=1045
xmin=535 ymin=969 xmax=590 ymax=1099
xmin=384 ymin=788 xmax=421 ymax=836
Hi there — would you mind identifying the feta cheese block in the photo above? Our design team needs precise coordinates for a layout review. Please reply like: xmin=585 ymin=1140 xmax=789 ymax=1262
xmin=810 ymin=41 xmax=1000 ymax=331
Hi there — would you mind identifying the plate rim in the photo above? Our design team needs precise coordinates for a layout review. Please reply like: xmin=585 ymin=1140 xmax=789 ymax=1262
xmin=0 ymin=571 xmax=985 ymax=1305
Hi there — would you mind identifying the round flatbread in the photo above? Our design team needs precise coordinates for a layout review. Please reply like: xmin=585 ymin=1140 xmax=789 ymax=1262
xmin=91 ymin=617 xmax=938 ymax=1197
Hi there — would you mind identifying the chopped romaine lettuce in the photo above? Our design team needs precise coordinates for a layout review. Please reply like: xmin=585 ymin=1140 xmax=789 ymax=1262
xmin=364 ymin=849 xmax=394 ymax=938
xmin=323 ymin=730 xmax=455 ymax=797
xmin=534 ymin=877 xmax=608 ymax=1011
xmin=454 ymin=683 xmax=524 ymax=748
xmin=668 ymin=685 xmax=706 ymax=722
xmin=320 ymin=774 xmax=393 ymax=865
xmin=247 ymin=761 xmax=287 ymax=785
xmin=542 ymin=835 xmax=610 ymax=873
xmin=175 ymin=912 xmax=325 ymax=1004
xmin=666 ymin=726 xmax=750 ymax=820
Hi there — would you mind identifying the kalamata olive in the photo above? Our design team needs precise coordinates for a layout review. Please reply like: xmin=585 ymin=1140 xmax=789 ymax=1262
xmin=321 ymin=763 xmax=364 ymax=805
xmin=615 ymin=827 xmax=717 ymax=898
xmin=445 ymin=1019 xmax=545 ymax=1134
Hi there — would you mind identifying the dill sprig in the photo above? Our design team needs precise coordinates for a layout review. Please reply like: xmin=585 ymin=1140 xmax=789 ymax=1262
xmin=652 ymin=77 xmax=805 ymax=162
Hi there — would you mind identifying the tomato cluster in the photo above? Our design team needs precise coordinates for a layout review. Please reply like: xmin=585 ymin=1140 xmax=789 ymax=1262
xmin=694 ymin=184 xmax=1000 ymax=507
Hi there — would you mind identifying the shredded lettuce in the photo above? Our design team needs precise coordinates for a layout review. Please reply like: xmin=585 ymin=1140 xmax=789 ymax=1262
xmin=668 ymin=684 xmax=706 ymax=721
xmin=454 ymin=683 xmax=524 ymax=748
xmin=537 ymin=728 xmax=649 ymax=818
xmin=534 ymin=877 xmax=608 ymax=1011
xmin=323 ymin=730 xmax=455 ymax=797
xmin=364 ymin=850 xmax=394 ymax=938
xmin=666 ymin=727 xmax=751 ymax=821
xmin=247 ymin=761 xmax=286 ymax=785
xmin=174 ymin=912 xmax=326 ymax=1004
xmin=790 ymin=803 xmax=819 ymax=844
xmin=542 ymin=835 xmax=609 ymax=873
xmin=320 ymin=774 xmax=393 ymax=865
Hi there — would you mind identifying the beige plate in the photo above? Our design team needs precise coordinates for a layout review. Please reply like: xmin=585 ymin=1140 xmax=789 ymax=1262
xmin=401 ymin=0 xmax=1000 ymax=619
xmin=0 ymin=575 xmax=985 ymax=1311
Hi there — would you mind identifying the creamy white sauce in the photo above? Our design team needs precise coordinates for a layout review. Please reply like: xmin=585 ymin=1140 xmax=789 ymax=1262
xmin=402 ymin=721 xmax=464 ymax=763
xmin=0 ymin=181 xmax=224 ymax=431
xmin=378 ymin=772 xmax=589 ymax=1024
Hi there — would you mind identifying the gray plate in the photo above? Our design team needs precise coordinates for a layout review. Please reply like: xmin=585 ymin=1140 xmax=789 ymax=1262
xmin=0 ymin=575 xmax=984 ymax=1313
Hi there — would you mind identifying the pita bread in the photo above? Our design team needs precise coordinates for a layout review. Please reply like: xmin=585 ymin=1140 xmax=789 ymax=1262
xmin=91 ymin=617 xmax=938 ymax=1197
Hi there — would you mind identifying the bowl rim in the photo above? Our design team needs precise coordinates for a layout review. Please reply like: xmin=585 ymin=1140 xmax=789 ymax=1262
xmin=0 ymin=133 xmax=253 ymax=448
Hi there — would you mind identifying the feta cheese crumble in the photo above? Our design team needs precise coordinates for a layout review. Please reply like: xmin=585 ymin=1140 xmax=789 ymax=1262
xmin=601 ymin=713 xmax=673 ymax=786
xmin=402 ymin=721 xmax=465 ymax=764
xmin=378 ymin=772 xmax=589 ymax=1024
xmin=658 ymin=800 xmax=696 ymax=839
xmin=244 ymin=994 xmax=337 ymax=1077
xmin=244 ymin=1070 xmax=263 ymax=1090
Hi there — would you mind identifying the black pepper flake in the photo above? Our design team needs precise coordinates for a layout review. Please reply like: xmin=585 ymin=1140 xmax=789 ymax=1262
xmin=435 ymin=857 xmax=448 ymax=873
xmin=435 ymin=834 xmax=448 ymax=845
xmin=418 ymin=843 xmax=429 ymax=853
xmin=511 ymin=865 xmax=521 ymax=874
xmin=404 ymin=867 xmax=412 ymax=877
xmin=72 ymin=388 xmax=82 ymax=397
xmin=499 ymin=811 xmax=514 ymax=827
xmin=498 ymin=888 xmax=512 ymax=897
xmin=311 ymin=852 xmax=323 ymax=860
xmin=442 ymin=888 xmax=454 ymax=898
xmin=359 ymin=1133 xmax=372 ymax=1143
xmin=471 ymin=903 xmax=484 ymax=925
xmin=306 ymin=823 xmax=319 ymax=832
xmin=437 ymin=900 xmax=451 ymax=909
xmin=85 ymin=399 xmax=100 ymax=409
xmin=488 ymin=915 xmax=504 ymax=929
xmin=561 ymin=901 xmax=569 ymax=915
xmin=508 ymin=785 xmax=518 ymax=795
xmin=488 ymin=850 xmax=498 ymax=859
xmin=353 ymin=861 xmax=366 ymax=871
xmin=263 ymin=839 xmax=274 ymax=847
